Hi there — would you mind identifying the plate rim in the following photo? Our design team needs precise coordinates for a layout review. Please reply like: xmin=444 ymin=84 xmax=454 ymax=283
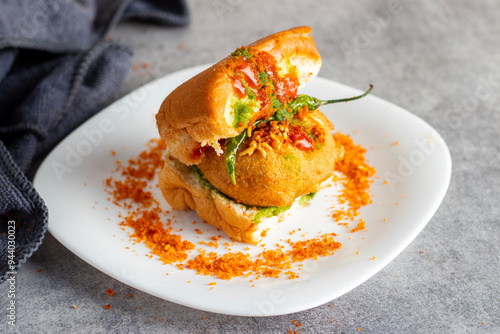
xmin=34 ymin=64 xmax=452 ymax=316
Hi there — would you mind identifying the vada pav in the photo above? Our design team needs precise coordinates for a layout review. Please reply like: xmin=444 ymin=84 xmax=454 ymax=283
xmin=156 ymin=27 xmax=372 ymax=243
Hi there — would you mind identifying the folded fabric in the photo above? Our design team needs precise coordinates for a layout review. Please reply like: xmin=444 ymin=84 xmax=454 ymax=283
xmin=0 ymin=0 xmax=189 ymax=282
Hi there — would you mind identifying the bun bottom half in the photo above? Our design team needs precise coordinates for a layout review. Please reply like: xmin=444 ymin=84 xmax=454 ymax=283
xmin=158 ymin=151 xmax=286 ymax=244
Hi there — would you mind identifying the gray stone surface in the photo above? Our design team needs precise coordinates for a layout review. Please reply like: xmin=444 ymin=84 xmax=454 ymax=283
xmin=2 ymin=0 xmax=499 ymax=333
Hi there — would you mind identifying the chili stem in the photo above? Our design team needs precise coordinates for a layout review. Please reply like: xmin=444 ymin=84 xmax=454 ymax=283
xmin=314 ymin=85 xmax=373 ymax=109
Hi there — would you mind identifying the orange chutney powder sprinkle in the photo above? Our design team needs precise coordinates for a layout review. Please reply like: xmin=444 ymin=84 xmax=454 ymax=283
xmin=332 ymin=133 xmax=376 ymax=223
xmin=104 ymin=132 xmax=374 ymax=281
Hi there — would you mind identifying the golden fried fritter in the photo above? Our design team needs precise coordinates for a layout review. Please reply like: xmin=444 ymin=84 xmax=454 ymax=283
xmin=197 ymin=110 xmax=344 ymax=207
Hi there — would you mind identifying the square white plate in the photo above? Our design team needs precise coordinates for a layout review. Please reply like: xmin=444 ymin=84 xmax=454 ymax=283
xmin=34 ymin=65 xmax=451 ymax=316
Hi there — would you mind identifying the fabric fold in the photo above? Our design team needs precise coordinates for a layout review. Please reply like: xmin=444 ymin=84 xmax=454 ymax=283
xmin=0 ymin=0 xmax=189 ymax=282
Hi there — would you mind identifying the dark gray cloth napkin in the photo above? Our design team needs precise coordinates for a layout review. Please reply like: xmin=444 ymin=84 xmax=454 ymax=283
xmin=0 ymin=0 xmax=189 ymax=282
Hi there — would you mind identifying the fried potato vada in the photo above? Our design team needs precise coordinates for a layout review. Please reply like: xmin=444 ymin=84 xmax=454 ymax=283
xmin=197 ymin=110 xmax=344 ymax=207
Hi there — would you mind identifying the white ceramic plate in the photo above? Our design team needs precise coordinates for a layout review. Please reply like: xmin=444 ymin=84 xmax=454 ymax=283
xmin=34 ymin=65 xmax=451 ymax=316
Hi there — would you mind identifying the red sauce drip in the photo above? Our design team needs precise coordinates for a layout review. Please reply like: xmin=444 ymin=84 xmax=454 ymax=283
xmin=190 ymin=145 xmax=206 ymax=160
xmin=289 ymin=126 xmax=315 ymax=151
xmin=238 ymin=62 xmax=260 ymax=89
xmin=254 ymin=51 xmax=299 ymax=103
xmin=233 ymin=58 xmax=260 ymax=98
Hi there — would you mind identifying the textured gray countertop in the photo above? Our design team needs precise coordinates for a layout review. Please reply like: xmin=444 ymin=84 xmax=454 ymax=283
xmin=2 ymin=0 xmax=499 ymax=333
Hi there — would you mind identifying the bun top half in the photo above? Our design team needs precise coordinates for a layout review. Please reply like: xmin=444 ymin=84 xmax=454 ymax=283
xmin=156 ymin=26 xmax=322 ymax=165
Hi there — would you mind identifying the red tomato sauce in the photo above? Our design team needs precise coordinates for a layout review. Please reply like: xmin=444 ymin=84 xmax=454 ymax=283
xmin=190 ymin=145 xmax=207 ymax=160
xmin=231 ymin=49 xmax=299 ymax=116
xmin=288 ymin=125 xmax=315 ymax=151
